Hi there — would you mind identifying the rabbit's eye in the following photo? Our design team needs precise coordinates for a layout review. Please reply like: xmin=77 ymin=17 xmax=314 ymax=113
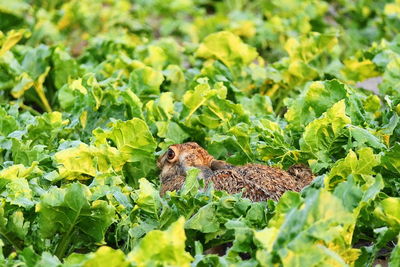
xmin=167 ymin=149 xmax=175 ymax=160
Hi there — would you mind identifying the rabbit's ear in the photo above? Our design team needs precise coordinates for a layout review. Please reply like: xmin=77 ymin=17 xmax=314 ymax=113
xmin=210 ymin=160 xmax=234 ymax=171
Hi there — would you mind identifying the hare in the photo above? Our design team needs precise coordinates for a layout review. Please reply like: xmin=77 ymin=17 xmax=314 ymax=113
xmin=157 ymin=142 xmax=314 ymax=201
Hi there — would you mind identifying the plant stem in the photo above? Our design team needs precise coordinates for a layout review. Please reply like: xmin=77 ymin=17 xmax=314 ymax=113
xmin=54 ymin=210 xmax=81 ymax=259
xmin=54 ymin=231 xmax=73 ymax=259
xmin=9 ymin=101 xmax=42 ymax=116
xmin=0 ymin=230 xmax=23 ymax=251
xmin=19 ymin=103 xmax=41 ymax=116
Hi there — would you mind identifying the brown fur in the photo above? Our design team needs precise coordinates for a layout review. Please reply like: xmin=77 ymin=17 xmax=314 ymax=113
xmin=158 ymin=142 xmax=314 ymax=201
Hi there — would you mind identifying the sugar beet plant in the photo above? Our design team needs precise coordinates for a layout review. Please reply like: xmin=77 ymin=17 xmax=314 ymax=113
xmin=0 ymin=0 xmax=400 ymax=266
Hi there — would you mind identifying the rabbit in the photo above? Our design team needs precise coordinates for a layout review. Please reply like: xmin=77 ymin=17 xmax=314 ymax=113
xmin=157 ymin=142 xmax=314 ymax=201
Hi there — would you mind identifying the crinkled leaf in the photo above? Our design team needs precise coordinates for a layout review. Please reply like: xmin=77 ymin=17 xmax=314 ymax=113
xmin=64 ymin=246 xmax=129 ymax=267
xmin=129 ymin=65 xmax=164 ymax=96
xmin=55 ymin=143 xmax=126 ymax=179
xmin=300 ymin=100 xmax=351 ymax=170
xmin=196 ymin=31 xmax=258 ymax=68
xmin=51 ymin=47 xmax=80 ymax=89
xmin=181 ymin=168 xmax=201 ymax=197
xmin=381 ymin=143 xmax=400 ymax=174
xmin=325 ymin=148 xmax=380 ymax=190
xmin=1 ymin=178 xmax=34 ymax=208
xmin=134 ymin=178 xmax=161 ymax=215
xmin=37 ymin=183 xmax=115 ymax=242
xmin=374 ymin=197 xmax=400 ymax=229
xmin=185 ymin=203 xmax=220 ymax=233
xmin=128 ymin=217 xmax=193 ymax=267
xmin=93 ymin=118 xmax=157 ymax=163
xmin=145 ymin=92 xmax=175 ymax=121
xmin=285 ymin=80 xmax=348 ymax=130
xmin=181 ymin=80 xmax=227 ymax=123
xmin=256 ymin=190 xmax=359 ymax=266
xmin=0 ymin=29 xmax=25 ymax=56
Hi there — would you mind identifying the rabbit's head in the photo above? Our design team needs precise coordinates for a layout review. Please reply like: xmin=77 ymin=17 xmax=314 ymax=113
xmin=157 ymin=142 xmax=214 ymax=182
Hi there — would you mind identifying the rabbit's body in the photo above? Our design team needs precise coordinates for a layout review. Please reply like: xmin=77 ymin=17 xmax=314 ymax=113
xmin=158 ymin=142 xmax=314 ymax=201
xmin=206 ymin=164 xmax=312 ymax=201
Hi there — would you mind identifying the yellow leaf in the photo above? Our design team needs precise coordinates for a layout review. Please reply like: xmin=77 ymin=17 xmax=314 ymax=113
xmin=80 ymin=111 xmax=88 ymax=129
xmin=196 ymin=31 xmax=258 ymax=68
xmin=341 ymin=59 xmax=380 ymax=83
xmin=34 ymin=67 xmax=52 ymax=112
xmin=0 ymin=29 xmax=25 ymax=57
xmin=11 ymin=73 xmax=34 ymax=98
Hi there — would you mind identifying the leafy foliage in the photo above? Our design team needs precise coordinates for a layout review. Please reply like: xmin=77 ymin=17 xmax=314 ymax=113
xmin=0 ymin=0 xmax=400 ymax=266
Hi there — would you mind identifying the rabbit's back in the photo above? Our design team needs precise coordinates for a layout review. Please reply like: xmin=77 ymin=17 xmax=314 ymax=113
xmin=208 ymin=164 xmax=308 ymax=201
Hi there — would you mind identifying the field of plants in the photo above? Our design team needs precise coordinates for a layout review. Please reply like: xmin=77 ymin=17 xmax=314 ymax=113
xmin=0 ymin=0 xmax=400 ymax=266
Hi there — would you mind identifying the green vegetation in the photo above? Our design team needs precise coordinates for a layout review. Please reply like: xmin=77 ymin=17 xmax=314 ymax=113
xmin=0 ymin=0 xmax=400 ymax=266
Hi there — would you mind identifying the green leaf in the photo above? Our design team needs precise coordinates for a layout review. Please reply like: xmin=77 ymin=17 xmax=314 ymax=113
xmin=341 ymin=58 xmax=380 ymax=82
xmin=129 ymin=64 xmax=164 ymax=96
xmin=0 ymin=161 xmax=42 ymax=189
xmin=11 ymin=72 xmax=34 ymax=98
xmin=1 ymin=178 xmax=34 ymax=208
xmin=163 ymin=64 xmax=186 ymax=97
xmin=255 ymin=190 xmax=359 ymax=266
xmin=348 ymin=126 xmax=386 ymax=150
xmin=35 ymin=252 xmax=61 ymax=267
xmin=181 ymin=168 xmax=201 ymax=197
xmin=208 ymin=123 xmax=255 ymax=164
xmin=255 ymin=119 xmax=297 ymax=166
xmin=390 ymin=235 xmax=400 ymax=267
xmin=196 ymin=31 xmax=258 ymax=68
xmin=55 ymin=143 xmax=126 ymax=179
xmin=181 ymin=80 xmax=227 ymax=123
xmin=379 ymin=56 xmax=400 ymax=95
xmin=325 ymin=148 xmax=380 ymax=190
xmin=128 ymin=217 xmax=193 ymax=267
xmin=381 ymin=143 xmax=400 ymax=175
xmin=155 ymin=121 xmax=189 ymax=148
xmin=0 ymin=206 xmax=27 ymax=251
xmin=0 ymin=107 xmax=18 ymax=136
xmin=66 ymin=246 xmax=129 ymax=267
xmin=58 ymin=78 xmax=88 ymax=111
xmin=284 ymin=33 xmax=338 ymax=63
xmin=267 ymin=191 xmax=302 ymax=229
xmin=285 ymin=80 xmax=348 ymax=131
xmin=363 ymin=95 xmax=381 ymax=114
xmin=333 ymin=177 xmax=363 ymax=212
xmin=145 ymin=92 xmax=175 ymax=121
xmin=185 ymin=203 xmax=220 ymax=233
xmin=92 ymin=118 xmax=157 ymax=180
xmin=21 ymin=45 xmax=51 ymax=81
xmin=1 ymin=1 xmax=400 ymax=265
xmin=7 ymin=211 xmax=29 ymax=240
xmin=37 ymin=183 xmax=115 ymax=258
xmin=0 ymin=29 xmax=25 ymax=56
xmin=10 ymin=139 xmax=48 ymax=166
xmin=238 ymin=95 xmax=273 ymax=117
xmin=300 ymin=100 xmax=351 ymax=170
xmin=23 ymin=111 xmax=69 ymax=150
xmin=51 ymin=47 xmax=80 ymax=89
xmin=374 ymin=197 xmax=400 ymax=229
xmin=93 ymin=118 xmax=157 ymax=163
xmin=198 ymin=95 xmax=248 ymax=129
xmin=134 ymin=178 xmax=161 ymax=215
